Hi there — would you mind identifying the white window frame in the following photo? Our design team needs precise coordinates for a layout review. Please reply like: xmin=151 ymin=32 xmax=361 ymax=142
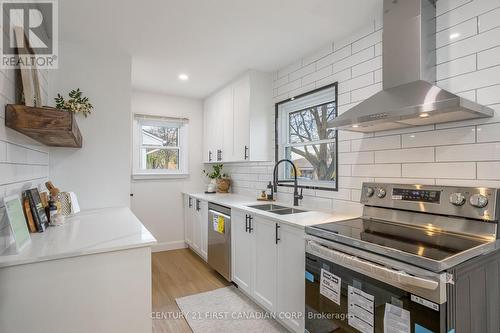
xmin=276 ymin=85 xmax=338 ymax=191
xmin=132 ymin=114 xmax=189 ymax=180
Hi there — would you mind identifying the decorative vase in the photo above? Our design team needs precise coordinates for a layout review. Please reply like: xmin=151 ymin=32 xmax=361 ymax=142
xmin=216 ymin=178 xmax=231 ymax=193
xmin=207 ymin=179 xmax=217 ymax=193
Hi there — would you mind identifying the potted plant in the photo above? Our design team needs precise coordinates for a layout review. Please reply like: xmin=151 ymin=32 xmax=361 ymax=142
xmin=203 ymin=164 xmax=230 ymax=193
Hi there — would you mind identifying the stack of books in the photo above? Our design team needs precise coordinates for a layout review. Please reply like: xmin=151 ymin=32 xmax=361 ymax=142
xmin=21 ymin=188 xmax=49 ymax=233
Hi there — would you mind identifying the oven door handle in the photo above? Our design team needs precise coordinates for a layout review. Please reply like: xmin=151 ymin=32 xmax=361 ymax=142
xmin=307 ymin=240 xmax=439 ymax=290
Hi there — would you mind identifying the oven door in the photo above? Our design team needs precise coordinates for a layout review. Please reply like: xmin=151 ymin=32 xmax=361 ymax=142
xmin=305 ymin=237 xmax=447 ymax=333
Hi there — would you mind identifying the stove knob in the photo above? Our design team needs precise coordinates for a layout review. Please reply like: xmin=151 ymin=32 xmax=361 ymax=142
xmin=366 ymin=187 xmax=375 ymax=197
xmin=376 ymin=188 xmax=386 ymax=198
xmin=470 ymin=194 xmax=488 ymax=208
xmin=449 ymin=193 xmax=466 ymax=206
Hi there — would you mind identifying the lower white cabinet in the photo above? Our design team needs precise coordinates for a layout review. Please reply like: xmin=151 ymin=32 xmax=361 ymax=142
xmin=231 ymin=210 xmax=305 ymax=333
xmin=231 ymin=210 xmax=254 ymax=294
xmin=184 ymin=195 xmax=208 ymax=261
xmin=276 ymin=223 xmax=305 ymax=333
xmin=253 ymin=215 xmax=278 ymax=312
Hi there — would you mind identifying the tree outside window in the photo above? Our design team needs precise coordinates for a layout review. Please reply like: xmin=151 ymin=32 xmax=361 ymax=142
xmin=276 ymin=84 xmax=338 ymax=191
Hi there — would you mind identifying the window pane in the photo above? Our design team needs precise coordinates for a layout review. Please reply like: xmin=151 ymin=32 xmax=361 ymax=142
xmin=288 ymin=102 xmax=336 ymax=144
xmin=141 ymin=125 xmax=178 ymax=147
xmin=285 ymin=142 xmax=336 ymax=182
xmin=141 ymin=148 xmax=179 ymax=170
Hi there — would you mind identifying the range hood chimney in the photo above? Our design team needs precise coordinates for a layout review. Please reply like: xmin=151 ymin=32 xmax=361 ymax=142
xmin=329 ymin=0 xmax=493 ymax=133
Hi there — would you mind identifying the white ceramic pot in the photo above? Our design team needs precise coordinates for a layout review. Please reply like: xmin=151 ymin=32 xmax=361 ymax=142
xmin=207 ymin=179 xmax=217 ymax=192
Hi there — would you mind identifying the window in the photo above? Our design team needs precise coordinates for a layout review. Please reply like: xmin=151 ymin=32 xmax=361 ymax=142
xmin=132 ymin=114 xmax=189 ymax=179
xmin=275 ymin=83 xmax=338 ymax=191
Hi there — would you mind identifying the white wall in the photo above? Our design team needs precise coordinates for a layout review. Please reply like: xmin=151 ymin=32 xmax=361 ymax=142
xmin=131 ymin=91 xmax=204 ymax=251
xmin=0 ymin=69 xmax=50 ymax=252
xmin=49 ymin=42 xmax=132 ymax=210
xmin=225 ymin=0 xmax=500 ymax=215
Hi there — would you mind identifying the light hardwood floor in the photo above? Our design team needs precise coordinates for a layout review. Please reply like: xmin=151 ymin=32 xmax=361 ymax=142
xmin=152 ymin=249 xmax=230 ymax=333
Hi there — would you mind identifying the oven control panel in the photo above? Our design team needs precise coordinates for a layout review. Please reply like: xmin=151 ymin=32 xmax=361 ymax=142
xmin=361 ymin=183 xmax=500 ymax=221
xmin=391 ymin=188 xmax=441 ymax=203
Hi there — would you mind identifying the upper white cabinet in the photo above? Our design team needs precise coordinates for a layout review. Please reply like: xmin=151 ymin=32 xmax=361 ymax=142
xmin=203 ymin=70 xmax=272 ymax=163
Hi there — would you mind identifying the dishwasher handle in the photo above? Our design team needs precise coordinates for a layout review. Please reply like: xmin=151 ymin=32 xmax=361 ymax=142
xmin=306 ymin=239 xmax=439 ymax=291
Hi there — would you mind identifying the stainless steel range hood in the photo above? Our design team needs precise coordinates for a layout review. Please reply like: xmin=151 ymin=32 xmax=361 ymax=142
xmin=329 ymin=0 xmax=493 ymax=133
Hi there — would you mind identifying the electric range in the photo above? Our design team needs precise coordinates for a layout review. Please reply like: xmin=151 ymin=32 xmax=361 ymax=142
xmin=305 ymin=183 xmax=500 ymax=333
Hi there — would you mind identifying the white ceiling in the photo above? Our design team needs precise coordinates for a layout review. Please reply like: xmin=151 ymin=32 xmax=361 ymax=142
xmin=59 ymin=0 xmax=382 ymax=99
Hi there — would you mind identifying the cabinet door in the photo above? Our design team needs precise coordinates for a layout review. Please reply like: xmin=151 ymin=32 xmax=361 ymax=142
xmin=232 ymin=75 xmax=250 ymax=162
xmin=220 ymin=86 xmax=234 ymax=162
xmin=231 ymin=210 xmax=254 ymax=295
xmin=277 ymin=224 xmax=305 ymax=333
xmin=184 ymin=196 xmax=193 ymax=246
xmin=253 ymin=216 xmax=277 ymax=312
xmin=192 ymin=199 xmax=202 ymax=254
xmin=200 ymin=200 xmax=208 ymax=261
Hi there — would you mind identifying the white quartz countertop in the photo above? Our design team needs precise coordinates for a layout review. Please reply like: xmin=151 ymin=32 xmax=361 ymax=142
xmin=0 ymin=207 xmax=157 ymax=268
xmin=184 ymin=192 xmax=359 ymax=229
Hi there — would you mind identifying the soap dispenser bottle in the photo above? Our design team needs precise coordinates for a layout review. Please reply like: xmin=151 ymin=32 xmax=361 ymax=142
xmin=266 ymin=181 xmax=274 ymax=201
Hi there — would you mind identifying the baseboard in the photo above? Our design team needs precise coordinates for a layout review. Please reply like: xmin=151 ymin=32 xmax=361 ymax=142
xmin=152 ymin=240 xmax=187 ymax=253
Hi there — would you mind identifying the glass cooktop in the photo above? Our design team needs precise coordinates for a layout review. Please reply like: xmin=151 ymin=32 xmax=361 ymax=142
xmin=311 ymin=218 xmax=489 ymax=262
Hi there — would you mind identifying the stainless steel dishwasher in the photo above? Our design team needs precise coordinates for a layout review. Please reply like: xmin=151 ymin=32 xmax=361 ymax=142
xmin=207 ymin=202 xmax=231 ymax=281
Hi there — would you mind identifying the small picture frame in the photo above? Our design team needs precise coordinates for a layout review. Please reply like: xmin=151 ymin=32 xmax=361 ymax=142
xmin=4 ymin=195 xmax=31 ymax=253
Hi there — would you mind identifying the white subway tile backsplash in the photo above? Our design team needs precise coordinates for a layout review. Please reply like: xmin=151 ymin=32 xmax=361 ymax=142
xmin=352 ymin=30 xmax=382 ymax=53
xmin=479 ymin=6 xmax=500 ymax=32
xmin=439 ymin=65 xmax=500 ymax=93
xmin=477 ymin=161 xmax=500 ymax=179
xmin=302 ymin=43 xmax=333 ymax=66
xmin=317 ymin=45 xmax=351 ymax=70
xmin=338 ymin=176 xmax=374 ymax=189
xmin=352 ymin=164 xmax=402 ymax=177
xmin=339 ymin=72 xmax=374 ymax=94
xmin=301 ymin=65 xmax=332 ymax=86
xmin=338 ymin=151 xmax=374 ymax=165
xmin=289 ymin=63 xmax=315 ymax=81
xmin=277 ymin=79 xmax=301 ymax=95
xmin=351 ymin=56 xmax=382 ymax=78
xmin=277 ymin=60 xmax=302 ymax=79
xmin=477 ymin=122 xmax=500 ymax=142
xmin=437 ymin=54 xmax=477 ymax=80
xmin=477 ymin=45 xmax=500 ymax=69
xmin=375 ymin=147 xmax=435 ymax=163
xmin=402 ymin=127 xmax=476 ymax=148
xmin=350 ymin=83 xmax=382 ymax=103
xmin=332 ymin=47 xmax=374 ymax=75
xmin=437 ymin=26 xmax=500 ymax=64
xmin=437 ymin=0 xmax=472 ymax=16
xmin=0 ymin=141 xmax=5 ymax=162
xmin=477 ymin=84 xmax=500 ymax=105
xmin=437 ymin=0 xmax=499 ymax=32
xmin=436 ymin=18 xmax=478 ymax=48
xmin=374 ymin=178 xmax=436 ymax=185
xmin=351 ymin=135 xmax=401 ymax=152
xmin=436 ymin=142 xmax=500 ymax=161
xmin=436 ymin=178 xmax=500 ymax=187
xmin=403 ymin=163 xmax=476 ymax=179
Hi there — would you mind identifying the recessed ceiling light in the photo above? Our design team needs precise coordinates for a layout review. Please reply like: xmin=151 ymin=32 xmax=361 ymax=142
xmin=449 ymin=33 xmax=460 ymax=40
xmin=419 ymin=113 xmax=429 ymax=118
xmin=352 ymin=124 xmax=359 ymax=128
xmin=178 ymin=73 xmax=189 ymax=81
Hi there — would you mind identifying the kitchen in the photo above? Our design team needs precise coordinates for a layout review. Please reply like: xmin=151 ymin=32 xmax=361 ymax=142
xmin=1 ymin=0 xmax=500 ymax=332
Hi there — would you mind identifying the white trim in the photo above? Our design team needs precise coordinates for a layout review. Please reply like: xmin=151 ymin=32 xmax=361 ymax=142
xmin=132 ymin=173 xmax=189 ymax=180
xmin=152 ymin=240 xmax=187 ymax=253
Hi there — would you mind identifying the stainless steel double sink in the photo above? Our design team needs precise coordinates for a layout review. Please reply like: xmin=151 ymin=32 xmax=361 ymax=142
xmin=247 ymin=204 xmax=307 ymax=215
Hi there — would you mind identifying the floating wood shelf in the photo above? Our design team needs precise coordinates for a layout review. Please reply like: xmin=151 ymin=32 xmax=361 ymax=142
xmin=5 ymin=104 xmax=83 ymax=148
